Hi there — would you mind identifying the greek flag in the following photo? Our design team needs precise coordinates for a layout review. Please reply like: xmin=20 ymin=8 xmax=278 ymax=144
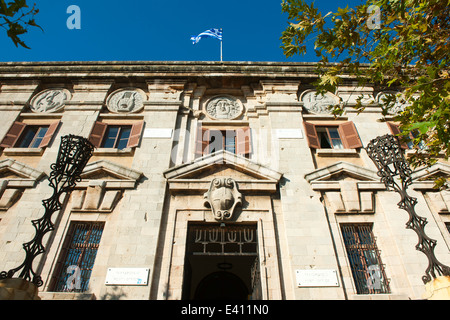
xmin=190 ymin=28 xmax=223 ymax=44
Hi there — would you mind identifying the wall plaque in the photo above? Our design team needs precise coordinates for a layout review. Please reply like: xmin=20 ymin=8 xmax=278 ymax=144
xmin=105 ymin=268 xmax=149 ymax=286
xmin=143 ymin=128 xmax=173 ymax=139
xmin=276 ymin=129 xmax=303 ymax=139
xmin=295 ymin=269 xmax=339 ymax=287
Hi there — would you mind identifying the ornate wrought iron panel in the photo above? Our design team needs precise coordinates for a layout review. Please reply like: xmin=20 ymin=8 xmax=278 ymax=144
xmin=187 ymin=224 xmax=257 ymax=256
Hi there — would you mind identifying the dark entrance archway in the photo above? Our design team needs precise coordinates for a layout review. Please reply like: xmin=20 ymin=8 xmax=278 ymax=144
xmin=194 ymin=271 xmax=248 ymax=300
xmin=182 ymin=223 xmax=262 ymax=300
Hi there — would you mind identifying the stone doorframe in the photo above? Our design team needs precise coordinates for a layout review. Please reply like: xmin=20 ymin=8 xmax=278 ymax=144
xmin=156 ymin=151 xmax=284 ymax=300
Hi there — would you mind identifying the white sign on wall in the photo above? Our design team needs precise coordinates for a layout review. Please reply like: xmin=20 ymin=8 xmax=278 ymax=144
xmin=143 ymin=128 xmax=173 ymax=139
xmin=105 ymin=268 xmax=149 ymax=286
xmin=295 ymin=269 xmax=339 ymax=287
xmin=276 ymin=129 xmax=303 ymax=139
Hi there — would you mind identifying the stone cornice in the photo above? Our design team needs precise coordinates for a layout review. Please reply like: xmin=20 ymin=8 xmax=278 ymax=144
xmin=0 ymin=61 xmax=370 ymax=80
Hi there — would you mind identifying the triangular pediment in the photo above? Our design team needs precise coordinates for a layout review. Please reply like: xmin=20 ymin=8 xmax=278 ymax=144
xmin=411 ymin=163 xmax=450 ymax=181
xmin=0 ymin=159 xmax=45 ymax=187
xmin=305 ymin=162 xmax=380 ymax=183
xmin=165 ymin=151 xmax=282 ymax=181
xmin=79 ymin=160 xmax=143 ymax=189
xmin=164 ymin=151 xmax=282 ymax=193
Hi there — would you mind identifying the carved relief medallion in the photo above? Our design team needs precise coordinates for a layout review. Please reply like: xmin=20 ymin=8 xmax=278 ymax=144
xmin=30 ymin=89 xmax=71 ymax=113
xmin=301 ymin=90 xmax=338 ymax=114
xmin=106 ymin=88 xmax=146 ymax=114
xmin=376 ymin=91 xmax=405 ymax=114
xmin=204 ymin=178 xmax=242 ymax=221
xmin=205 ymin=96 xmax=243 ymax=120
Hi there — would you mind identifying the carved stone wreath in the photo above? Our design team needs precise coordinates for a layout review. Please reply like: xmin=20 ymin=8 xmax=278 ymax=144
xmin=204 ymin=177 xmax=242 ymax=221
xmin=106 ymin=88 xmax=146 ymax=114
xmin=30 ymin=89 xmax=71 ymax=113
xmin=205 ymin=96 xmax=243 ymax=120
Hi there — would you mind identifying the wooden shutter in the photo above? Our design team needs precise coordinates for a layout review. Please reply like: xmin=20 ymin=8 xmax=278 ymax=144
xmin=127 ymin=120 xmax=145 ymax=148
xmin=236 ymin=127 xmax=252 ymax=155
xmin=195 ymin=124 xmax=209 ymax=157
xmin=39 ymin=120 xmax=61 ymax=148
xmin=387 ymin=122 xmax=408 ymax=149
xmin=303 ymin=122 xmax=320 ymax=149
xmin=88 ymin=121 xmax=108 ymax=148
xmin=339 ymin=121 xmax=363 ymax=149
xmin=0 ymin=121 xmax=27 ymax=148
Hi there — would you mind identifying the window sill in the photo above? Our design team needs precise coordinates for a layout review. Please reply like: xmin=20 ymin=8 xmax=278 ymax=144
xmin=39 ymin=292 xmax=96 ymax=300
xmin=316 ymin=149 xmax=358 ymax=157
xmin=93 ymin=148 xmax=134 ymax=155
xmin=2 ymin=147 xmax=44 ymax=156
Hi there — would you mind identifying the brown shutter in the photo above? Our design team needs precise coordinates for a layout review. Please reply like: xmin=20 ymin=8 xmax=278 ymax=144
xmin=88 ymin=121 xmax=108 ymax=148
xmin=339 ymin=121 xmax=363 ymax=149
xmin=303 ymin=122 xmax=320 ymax=149
xmin=387 ymin=122 xmax=408 ymax=149
xmin=39 ymin=120 xmax=61 ymax=148
xmin=236 ymin=127 xmax=252 ymax=155
xmin=195 ymin=125 xmax=209 ymax=157
xmin=0 ymin=121 xmax=27 ymax=148
xmin=127 ymin=120 xmax=145 ymax=148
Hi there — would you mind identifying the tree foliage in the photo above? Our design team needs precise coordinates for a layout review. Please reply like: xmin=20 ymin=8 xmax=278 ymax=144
xmin=281 ymin=0 xmax=450 ymax=187
xmin=0 ymin=0 xmax=41 ymax=49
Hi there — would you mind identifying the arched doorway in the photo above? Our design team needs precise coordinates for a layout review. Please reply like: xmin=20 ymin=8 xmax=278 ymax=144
xmin=194 ymin=271 xmax=248 ymax=300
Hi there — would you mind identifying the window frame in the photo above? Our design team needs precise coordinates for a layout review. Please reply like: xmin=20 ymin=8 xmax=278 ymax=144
xmin=387 ymin=122 xmax=426 ymax=150
xmin=101 ymin=125 xmax=132 ymax=149
xmin=316 ymin=126 xmax=344 ymax=149
xmin=88 ymin=120 xmax=144 ymax=149
xmin=195 ymin=125 xmax=252 ymax=158
xmin=304 ymin=121 xmax=362 ymax=150
xmin=0 ymin=120 xmax=60 ymax=149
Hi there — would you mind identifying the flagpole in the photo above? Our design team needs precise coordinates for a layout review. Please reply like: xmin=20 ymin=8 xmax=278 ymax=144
xmin=220 ymin=29 xmax=223 ymax=62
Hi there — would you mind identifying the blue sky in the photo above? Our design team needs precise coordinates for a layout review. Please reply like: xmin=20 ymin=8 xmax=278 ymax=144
xmin=0 ymin=0 xmax=362 ymax=62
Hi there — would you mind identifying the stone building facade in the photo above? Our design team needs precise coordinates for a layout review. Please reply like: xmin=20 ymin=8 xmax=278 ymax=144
xmin=0 ymin=61 xmax=449 ymax=300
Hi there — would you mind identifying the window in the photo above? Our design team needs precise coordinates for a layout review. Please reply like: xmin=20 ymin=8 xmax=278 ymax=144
xmin=316 ymin=127 xmax=344 ymax=149
xmin=17 ymin=126 xmax=49 ymax=148
xmin=52 ymin=222 xmax=104 ymax=292
xmin=88 ymin=121 xmax=144 ymax=149
xmin=102 ymin=125 xmax=132 ymax=149
xmin=341 ymin=224 xmax=390 ymax=294
xmin=304 ymin=121 xmax=362 ymax=149
xmin=195 ymin=126 xmax=252 ymax=157
xmin=0 ymin=121 xmax=60 ymax=149
xmin=387 ymin=122 xmax=426 ymax=150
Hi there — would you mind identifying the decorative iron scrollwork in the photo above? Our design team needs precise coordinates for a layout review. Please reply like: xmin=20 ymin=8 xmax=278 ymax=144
xmin=366 ymin=134 xmax=450 ymax=284
xmin=0 ymin=135 xmax=94 ymax=287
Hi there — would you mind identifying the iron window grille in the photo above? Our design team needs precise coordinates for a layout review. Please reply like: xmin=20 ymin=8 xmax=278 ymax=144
xmin=341 ymin=223 xmax=391 ymax=294
xmin=52 ymin=222 xmax=104 ymax=292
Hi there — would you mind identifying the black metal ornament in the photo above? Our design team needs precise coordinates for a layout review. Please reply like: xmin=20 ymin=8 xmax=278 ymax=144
xmin=366 ymin=134 xmax=450 ymax=284
xmin=0 ymin=135 xmax=94 ymax=287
